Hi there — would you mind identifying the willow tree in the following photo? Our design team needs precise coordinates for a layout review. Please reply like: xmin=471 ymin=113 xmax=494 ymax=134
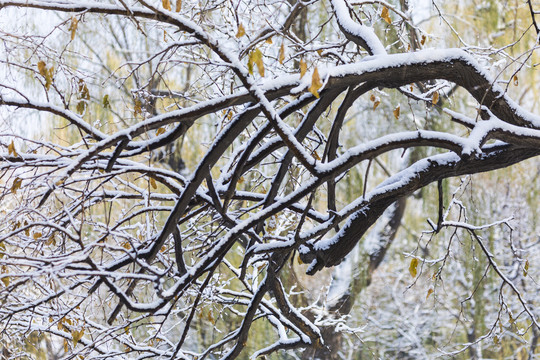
xmin=0 ymin=0 xmax=539 ymax=359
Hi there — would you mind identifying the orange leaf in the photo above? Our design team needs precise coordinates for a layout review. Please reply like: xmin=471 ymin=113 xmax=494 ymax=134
xmin=381 ymin=6 xmax=392 ymax=24
xmin=432 ymin=91 xmax=439 ymax=105
xmin=278 ymin=43 xmax=285 ymax=64
xmin=308 ymin=67 xmax=323 ymax=98
xmin=393 ymin=105 xmax=400 ymax=119
xmin=299 ymin=58 xmax=307 ymax=78
xmin=162 ymin=0 xmax=172 ymax=11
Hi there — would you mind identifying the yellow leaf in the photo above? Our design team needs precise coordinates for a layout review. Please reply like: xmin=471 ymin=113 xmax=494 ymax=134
xmin=524 ymin=259 xmax=529 ymax=277
xmin=64 ymin=339 xmax=69 ymax=353
xmin=11 ymin=177 xmax=22 ymax=194
xmin=176 ymin=0 xmax=182 ymax=12
xmin=102 ymin=94 xmax=110 ymax=109
xmin=238 ymin=176 xmax=245 ymax=184
xmin=150 ymin=177 xmax=157 ymax=189
xmin=8 ymin=140 xmax=18 ymax=157
xmin=122 ymin=241 xmax=131 ymax=250
xmin=278 ymin=43 xmax=285 ymax=64
xmin=37 ymin=61 xmax=47 ymax=77
xmin=72 ymin=328 xmax=84 ymax=345
xmin=134 ymin=99 xmax=142 ymax=116
xmin=432 ymin=91 xmax=439 ymax=105
xmin=160 ymin=245 xmax=167 ymax=253
xmin=76 ymin=101 xmax=86 ymax=115
xmin=297 ymin=255 xmax=303 ymax=265
xmin=316 ymin=49 xmax=323 ymax=56
xmin=248 ymin=49 xmax=264 ymax=76
xmin=164 ymin=30 xmax=168 ymax=42
xmin=421 ymin=34 xmax=426 ymax=45
xmin=207 ymin=310 xmax=215 ymax=324
xmin=156 ymin=127 xmax=166 ymax=136
xmin=33 ymin=232 xmax=42 ymax=240
xmin=370 ymin=94 xmax=376 ymax=102
xmin=513 ymin=75 xmax=518 ymax=86
xmin=409 ymin=257 xmax=418 ymax=277
xmin=1 ymin=277 xmax=9 ymax=287
xmin=37 ymin=61 xmax=53 ymax=90
xmin=299 ymin=58 xmax=307 ymax=78
xmin=393 ymin=105 xmax=400 ymax=119
xmin=47 ymin=67 xmax=54 ymax=90
xmin=265 ymin=37 xmax=273 ymax=44
xmin=493 ymin=336 xmax=499 ymax=345
xmin=381 ymin=6 xmax=392 ymax=24
xmin=162 ymin=0 xmax=171 ymax=11
xmin=68 ymin=17 xmax=78 ymax=41
xmin=78 ymin=79 xmax=89 ymax=100
xmin=313 ymin=151 xmax=321 ymax=160
xmin=46 ymin=236 xmax=56 ymax=246
xmin=308 ymin=67 xmax=323 ymax=98
xmin=236 ymin=23 xmax=246 ymax=38
xmin=426 ymin=288 xmax=434 ymax=299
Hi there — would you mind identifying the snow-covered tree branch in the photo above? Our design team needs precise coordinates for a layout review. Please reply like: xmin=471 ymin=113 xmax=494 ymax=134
xmin=1 ymin=0 xmax=539 ymax=358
